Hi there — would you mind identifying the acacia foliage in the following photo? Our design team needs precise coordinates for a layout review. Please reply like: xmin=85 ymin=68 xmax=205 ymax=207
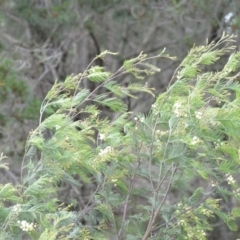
xmin=1 ymin=34 xmax=240 ymax=239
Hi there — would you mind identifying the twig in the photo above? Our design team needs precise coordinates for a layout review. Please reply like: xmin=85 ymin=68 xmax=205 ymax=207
xmin=142 ymin=163 xmax=176 ymax=240
xmin=116 ymin=143 xmax=143 ymax=239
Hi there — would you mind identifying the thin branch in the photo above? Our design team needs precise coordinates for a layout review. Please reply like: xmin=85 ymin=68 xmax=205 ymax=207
xmin=153 ymin=176 xmax=229 ymax=233
xmin=116 ymin=144 xmax=143 ymax=239
xmin=142 ymin=163 xmax=176 ymax=240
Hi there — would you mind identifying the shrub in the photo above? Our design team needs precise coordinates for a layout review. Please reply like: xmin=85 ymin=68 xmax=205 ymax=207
xmin=1 ymin=33 xmax=240 ymax=240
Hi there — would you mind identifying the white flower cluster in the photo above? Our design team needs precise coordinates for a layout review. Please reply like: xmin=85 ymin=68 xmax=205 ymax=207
xmin=178 ymin=219 xmax=185 ymax=225
xmin=195 ymin=110 xmax=203 ymax=119
xmin=177 ymin=217 xmax=206 ymax=237
xmin=211 ymin=181 xmax=217 ymax=187
xmin=187 ymin=230 xmax=206 ymax=238
xmin=173 ymin=101 xmax=186 ymax=117
xmin=156 ymin=129 xmax=168 ymax=136
xmin=233 ymin=188 xmax=240 ymax=196
xmin=18 ymin=220 xmax=37 ymax=232
xmin=134 ymin=116 xmax=145 ymax=122
xmin=99 ymin=133 xmax=105 ymax=140
xmin=225 ymin=174 xmax=235 ymax=184
xmin=140 ymin=117 xmax=144 ymax=122
xmin=201 ymin=208 xmax=212 ymax=216
xmin=65 ymin=136 xmax=70 ymax=141
xmin=55 ymin=125 xmax=61 ymax=130
xmin=151 ymin=103 xmax=158 ymax=114
xmin=152 ymin=104 xmax=157 ymax=109
xmin=12 ymin=204 xmax=21 ymax=214
xmin=99 ymin=146 xmax=113 ymax=156
xmin=111 ymin=178 xmax=118 ymax=186
xmin=191 ymin=136 xmax=201 ymax=145
xmin=213 ymin=141 xmax=225 ymax=149
xmin=173 ymin=102 xmax=182 ymax=117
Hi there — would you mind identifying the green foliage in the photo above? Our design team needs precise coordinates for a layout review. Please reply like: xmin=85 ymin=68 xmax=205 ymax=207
xmin=1 ymin=34 xmax=240 ymax=239
xmin=0 ymin=59 xmax=41 ymax=122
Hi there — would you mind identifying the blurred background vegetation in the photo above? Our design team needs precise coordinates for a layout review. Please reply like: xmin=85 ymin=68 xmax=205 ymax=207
xmin=0 ymin=1 xmax=240 ymax=239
